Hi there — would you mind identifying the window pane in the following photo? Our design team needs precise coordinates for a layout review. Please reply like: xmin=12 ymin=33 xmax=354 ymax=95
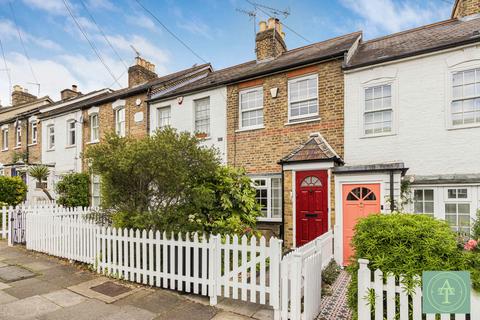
xmin=445 ymin=203 xmax=457 ymax=214
xmin=414 ymin=190 xmax=423 ymax=201
xmin=414 ymin=202 xmax=423 ymax=214
xmin=457 ymin=189 xmax=468 ymax=198
xmin=458 ymin=203 xmax=470 ymax=214
xmin=447 ymin=189 xmax=457 ymax=199
xmin=424 ymin=189 xmax=434 ymax=200
xmin=424 ymin=202 xmax=434 ymax=213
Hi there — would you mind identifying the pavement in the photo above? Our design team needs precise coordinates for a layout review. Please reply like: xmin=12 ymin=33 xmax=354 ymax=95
xmin=0 ymin=241 xmax=274 ymax=320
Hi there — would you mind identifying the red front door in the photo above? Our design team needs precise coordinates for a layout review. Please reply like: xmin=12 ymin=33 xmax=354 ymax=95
xmin=296 ymin=170 xmax=328 ymax=247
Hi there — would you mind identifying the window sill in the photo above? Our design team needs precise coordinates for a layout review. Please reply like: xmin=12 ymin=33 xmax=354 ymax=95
xmin=360 ymin=132 xmax=396 ymax=139
xmin=1 ymin=148 xmax=8 ymax=152
xmin=13 ymin=146 xmax=22 ymax=150
xmin=285 ymin=117 xmax=321 ymax=126
xmin=235 ymin=126 xmax=265 ymax=133
xmin=28 ymin=143 xmax=37 ymax=147
xmin=447 ymin=123 xmax=480 ymax=131
xmin=46 ymin=148 xmax=55 ymax=152
xmin=257 ymin=218 xmax=282 ymax=223
xmin=65 ymin=145 xmax=76 ymax=149
xmin=87 ymin=140 xmax=99 ymax=145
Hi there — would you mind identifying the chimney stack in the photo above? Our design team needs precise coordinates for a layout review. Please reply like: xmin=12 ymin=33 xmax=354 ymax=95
xmin=128 ymin=56 xmax=157 ymax=87
xmin=61 ymin=85 xmax=81 ymax=101
xmin=12 ymin=85 xmax=37 ymax=106
xmin=452 ymin=0 xmax=480 ymax=18
xmin=255 ymin=17 xmax=287 ymax=62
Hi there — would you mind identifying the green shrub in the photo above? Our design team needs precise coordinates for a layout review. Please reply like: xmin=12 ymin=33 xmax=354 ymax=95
xmin=322 ymin=259 xmax=341 ymax=286
xmin=347 ymin=213 xmax=466 ymax=319
xmin=55 ymin=173 xmax=90 ymax=207
xmin=472 ymin=209 xmax=480 ymax=240
xmin=0 ymin=176 xmax=27 ymax=205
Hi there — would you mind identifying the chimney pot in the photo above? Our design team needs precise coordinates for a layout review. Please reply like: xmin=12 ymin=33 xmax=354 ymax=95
xmin=259 ymin=21 xmax=267 ymax=32
xmin=72 ymin=85 xmax=77 ymax=92
xmin=13 ymin=85 xmax=23 ymax=92
xmin=267 ymin=17 xmax=276 ymax=29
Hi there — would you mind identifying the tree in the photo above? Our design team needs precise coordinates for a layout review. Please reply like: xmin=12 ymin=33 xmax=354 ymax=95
xmin=85 ymin=128 xmax=261 ymax=235
xmin=28 ymin=165 xmax=53 ymax=201
xmin=0 ymin=176 xmax=27 ymax=205
xmin=55 ymin=173 xmax=90 ymax=207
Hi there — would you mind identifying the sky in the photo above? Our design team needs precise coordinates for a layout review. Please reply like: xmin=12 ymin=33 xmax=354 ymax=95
xmin=0 ymin=0 xmax=453 ymax=105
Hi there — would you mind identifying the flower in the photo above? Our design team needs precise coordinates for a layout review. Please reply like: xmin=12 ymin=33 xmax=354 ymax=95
xmin=464 ymin=239 xmax=478 ymax=251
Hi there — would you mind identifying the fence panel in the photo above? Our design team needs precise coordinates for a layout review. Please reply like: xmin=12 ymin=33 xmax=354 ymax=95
xmin=357 ymin=259 xmax=475 ymax=320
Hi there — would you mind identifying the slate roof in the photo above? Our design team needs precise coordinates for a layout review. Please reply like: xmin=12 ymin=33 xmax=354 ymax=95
xmin=345 ymin=16 xmax=480 ymax=69
xmin=0 ymin=96 xmax=53 ymax=125
xmin=39 ymin=63 xmax=212 ymax=119
xmin=279 ymin=133 xmax=342 ymax=164
xmin=149 ymin=31 xmax=362 ymax=102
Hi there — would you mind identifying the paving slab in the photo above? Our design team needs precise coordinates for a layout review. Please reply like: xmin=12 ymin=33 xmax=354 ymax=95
xmin=114 ymin=289 xmax=184 ymax=314
xmin=4 ymin=279 xmax=62 ymax=299
xmin=211 ymin=311 xmax=251 ymax=319
xmin=37 ymin=299 xmax=119 ymax=320
xmin=217 ymin=298 xmax=264 ymax=317
xmin=0 ymin=265 xmax=36 ymax=282
xmin=23 ymin=260 xmax=59 ymax=272
xmin=68 ymin=277 xmax=141 ymax=303
xmin=156 ymin=301 xmax=217 ymax=320
xmin=42 ymin=289 xmax=86 ymax=308
xmin=0 ymin=295 xmax=61 ymax=320
xmin=252 ymin=308 xmax=274 ymax=320
xmin=0 ymin=290 xmax=18 ymax=304
xmin=101 ymin=305 xmax=156 ymax=320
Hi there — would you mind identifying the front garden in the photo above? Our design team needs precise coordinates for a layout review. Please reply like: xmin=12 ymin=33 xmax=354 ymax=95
xmin=347 ymin=211 xmax=480 ymax=319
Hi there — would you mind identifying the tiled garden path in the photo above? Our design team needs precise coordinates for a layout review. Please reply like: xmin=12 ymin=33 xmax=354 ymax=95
xmin=317 ymin=270 xmax=353 ymax=320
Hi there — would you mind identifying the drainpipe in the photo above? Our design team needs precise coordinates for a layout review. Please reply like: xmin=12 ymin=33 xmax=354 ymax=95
xmin=280 ymin=164 xmax=285 ymax=241
xmin=25 ymin=117 xmax=29 ymax=164
xmin=389 ymin=170 xmax=395 ymax=212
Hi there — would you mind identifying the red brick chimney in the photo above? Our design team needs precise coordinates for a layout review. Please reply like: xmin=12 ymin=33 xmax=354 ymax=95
xmin=255 ymin=18 xmax=287 ymax=62
xmin=128 ymin=56 xmax=157 ymax=87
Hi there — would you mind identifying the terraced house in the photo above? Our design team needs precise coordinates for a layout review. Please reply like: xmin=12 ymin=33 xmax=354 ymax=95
xmin=337 ymin=0 xmax=480 ymax=265
xmin=0 ymin=86 xmax=53 ymax=201
xmin=224 ymin=18 xmax=360 ymax=249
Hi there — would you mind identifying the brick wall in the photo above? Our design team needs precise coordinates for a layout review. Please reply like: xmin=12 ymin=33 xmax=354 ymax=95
xmin=227 ymin=60 xmax=345 ymax=173
xmin=283 ymin=170 xmax=294 ymax=248
xmin=453 ymin=0 xmax=480 ymax=18
xmin=82 ymin=92 xmax=149 ymax=171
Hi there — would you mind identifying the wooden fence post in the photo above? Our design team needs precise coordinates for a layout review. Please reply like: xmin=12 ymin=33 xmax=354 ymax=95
xmin=7 ymin=206 xmax=13 ymax=246
xmin=270 ymin=238 xmax=282 ymax=320
xmin=358 ymin=258 xmax=371 ymax=320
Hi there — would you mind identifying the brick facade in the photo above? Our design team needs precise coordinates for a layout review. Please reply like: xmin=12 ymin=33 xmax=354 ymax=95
xmin=452 ymin=0 xmax=480 ymax=18
xmin=0 ymin=120 xmax=42 ymax=168
xmin=227 ymin=60 xmax=345 ymax=248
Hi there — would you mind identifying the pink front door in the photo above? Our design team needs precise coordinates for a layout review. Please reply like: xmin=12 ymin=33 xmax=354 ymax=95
xmin=342 ymin=184 xmax=381 ymax=265
xmin=296 ymin=171 xmax=328 ymax=247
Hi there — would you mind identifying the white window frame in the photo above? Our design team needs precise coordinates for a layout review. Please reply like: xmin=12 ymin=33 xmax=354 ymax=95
xmin=239 ymin=87 xmax=264 ymax=130
xmin=15 ymin=123 xmax=21 ymax=147
xmin=362 ymin=83 xmax=394 ymax=137
xmin=30 ymin=121 xmax=37 ymax=145
xmin=448 ymin=66 xmax=480 ymax=129
xmin=115 ymin=107 xmax=126 ymax=137
xmin=287 ymin=74 xmax=319 ymax=122
xmin=91 ymin=174 xmax=101 ymax=207
xmin=157 ymin=106 xmax=171 ymax=130
xmin=251 ymin=175 xmax=282 ymax=222
xmin=90 ymin=113 xmax=99 ymax=143
xmin=412 ymin=188 xmax=435 ymax=216
xmin=444 ymin=187 xmax=473 ymax=234
xmin=47 ymin=124 xmax=55 ymax=150
xmin=194 ymin=97 xmax=210 ymax=136
xmin=2 ymin=128 xmax=8 ymax=151
xmin=66 ymin=119 xmax=76 ymax=147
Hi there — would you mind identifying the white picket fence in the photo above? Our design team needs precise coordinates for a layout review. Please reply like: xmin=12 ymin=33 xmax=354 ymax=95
xmin=357 ymin=258 xmax=475 ymax=320
xmin=9 ymin=205 xmax=332 ymax=320
xmin=280 ymin=230 xmax=334 ymax=320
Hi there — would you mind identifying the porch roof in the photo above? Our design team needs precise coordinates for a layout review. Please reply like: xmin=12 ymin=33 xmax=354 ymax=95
xmin=408 ymin=173 xmax=480 ymax=185
xmin=279 ymin=132 xmax=342 ymax=164
xmin=333 ymin=162 xmax=407 ymax=174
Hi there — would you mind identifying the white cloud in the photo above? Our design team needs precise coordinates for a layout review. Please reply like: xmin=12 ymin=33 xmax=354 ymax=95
xmin=172 ymin=6 xmax=213 ymax=39
xmin=125 ymin=13 xmax=158 ymax=33
xmin=22 ymin=0 xmax=65 ymax=15
xmin=340 ymin=0 xmax=451 ymax=38
xmin=0 ymin=19 xmax=62 ymax=51
xmin=86 ymin=0 xmax=115 ymax=11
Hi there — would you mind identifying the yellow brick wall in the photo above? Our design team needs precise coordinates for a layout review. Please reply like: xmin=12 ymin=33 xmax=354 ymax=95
xmin=453 ymin=0 xmax=480 ymax=17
